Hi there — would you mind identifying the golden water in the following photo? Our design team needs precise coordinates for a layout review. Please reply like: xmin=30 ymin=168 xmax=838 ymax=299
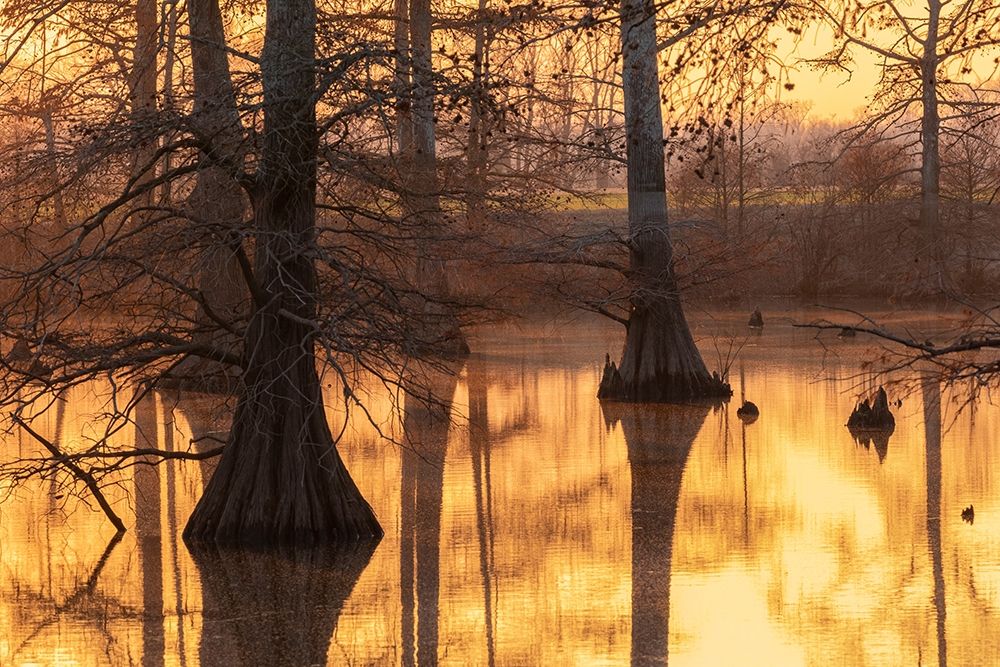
xmin=1 ymin=310 xmax=998 ymax=666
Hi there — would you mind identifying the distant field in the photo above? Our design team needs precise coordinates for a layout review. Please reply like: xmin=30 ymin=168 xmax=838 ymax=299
xmin=558 ymin=188 xmax=931 ymax=211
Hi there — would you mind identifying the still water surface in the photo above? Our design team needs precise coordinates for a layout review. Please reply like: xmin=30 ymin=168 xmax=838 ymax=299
xmin=1 ymin=309 xmax=999 ymax=666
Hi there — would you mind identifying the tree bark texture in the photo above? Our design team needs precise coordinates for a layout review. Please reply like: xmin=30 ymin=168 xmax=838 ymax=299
xmin=600 ymin=0 xmax=730 ymax=402
xmin=184 ymin=0 xmax=381 ymax=546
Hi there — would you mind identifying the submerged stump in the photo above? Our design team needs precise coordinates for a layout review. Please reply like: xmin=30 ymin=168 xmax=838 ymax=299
xmin=736 ymin=400 xmax=759 ymax=423
xmin=847 ymin=386 xmax=896 ymax=430
xmin=847 ymin=387 xmax=895 ymax=463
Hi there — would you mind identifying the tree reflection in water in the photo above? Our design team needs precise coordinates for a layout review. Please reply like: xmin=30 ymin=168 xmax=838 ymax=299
xmin=191 ymin=543 xmax=377 ymax=666
xmin=400 ymin=370 xmax=457 ymax=667
xmin=468 ymin=362 xmax=497 ymax=667
xmin=602 ymin=400 xmax=714 ymax=666
xmin=134 ymin=391 xmax=165 ymax=667
xmin=922 ymin=376 xmax=946 ymax=667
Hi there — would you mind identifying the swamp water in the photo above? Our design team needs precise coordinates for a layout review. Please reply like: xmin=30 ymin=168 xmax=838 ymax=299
xmin=1 ymin=309 xmax=999 ymax=666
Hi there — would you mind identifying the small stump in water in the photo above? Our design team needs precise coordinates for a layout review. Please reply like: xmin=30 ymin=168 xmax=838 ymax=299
xmin=598 ymin=354 xmax=625 ymax=399
xmin=962 ymin=505 xmax=975 ymax=524
xmin=748 ymin=308 xmax=763 ymax=329
xmin=847 ymin=387 xmax=895 ymax=462
xmin=736 ymin=401 xmax=759 ymax=424
xmin=847 ymin=387 xmax=895 ymax=430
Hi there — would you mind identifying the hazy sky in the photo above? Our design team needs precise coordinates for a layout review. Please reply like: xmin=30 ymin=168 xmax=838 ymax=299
xmin=775 ymin=28 xmax=883 ymax=121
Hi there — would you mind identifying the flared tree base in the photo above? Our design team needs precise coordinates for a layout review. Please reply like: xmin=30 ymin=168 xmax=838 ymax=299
xmin=597 ymin=296 xmax=732 ymax=403
xmin=183 ymin=350 xmax=382 ymax=546
xmin=598 ymin=354 xmax=732 ymax=403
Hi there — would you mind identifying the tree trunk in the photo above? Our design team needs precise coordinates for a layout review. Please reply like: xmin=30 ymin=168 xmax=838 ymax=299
xmin=166 ymin=0 xmax=249 ymax=392
xmin=406 ymin=0 xmax=469 ymax=357
xmin=160 ymin=0 xmax=178 ymax=205
xmin=129 ymin=0 xmax=158 ymax=185
xmin=41 ymin=109 xmax=67 ymax=227
xmin=466 ymin=0 xmax=489 ymax=231
xmin=184 ymin=0 xmax=381 ymax=546
xmin=394 ymin=0 xmax=413 ymax=153
xmin=920 ymin=0 xmax=947 ymax=292
xmin=599 ymin=0 xmax=730 ymax=402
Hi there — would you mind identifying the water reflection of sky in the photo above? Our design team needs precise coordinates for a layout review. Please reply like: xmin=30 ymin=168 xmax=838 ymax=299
xmin=1 ymin=311 xmax=998 ymax=666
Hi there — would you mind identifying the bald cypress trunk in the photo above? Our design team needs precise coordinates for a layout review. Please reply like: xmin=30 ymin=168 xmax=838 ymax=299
xmin=129 ymin=0 xmax=158 ymax=186
xmin=919 ymin=0 xmax=948 ymax=293
xmin=167 ymin=0 xmax=248 ymax=391
xmin=406 ymin=0 xmax=468 ymax=357
xmin=184 ymin=0 xmax=381 ymax=546
xmin=599 ymin=0 xmax=730 ymax=402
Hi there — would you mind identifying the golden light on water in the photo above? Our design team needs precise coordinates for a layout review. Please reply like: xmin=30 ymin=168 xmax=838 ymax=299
xmin=0 ymin=313 xmax=998 ymax=665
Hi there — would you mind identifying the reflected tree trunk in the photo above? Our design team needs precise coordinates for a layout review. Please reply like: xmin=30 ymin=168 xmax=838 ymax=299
xmin=183 ymin=0 xmax=381 ymax=546
xmin=921 ymin=376 xmax=946 ymax=667
xmin=599 ymin=0 xmax=730 ymax=402
xmin=134 ymin=392 xmax=164 ymax=667
xmin=468 ymin=364 xmax=496 ymax=667
xmin=159 ymin=401 xmax=190 ymax=662
xmin=192 ymin=544 xmax=376 ymax=666
xmin=400 ymin=372 xmax=456 ymax=666
xmin=603 ymin=402 xmax=710 ymax=666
